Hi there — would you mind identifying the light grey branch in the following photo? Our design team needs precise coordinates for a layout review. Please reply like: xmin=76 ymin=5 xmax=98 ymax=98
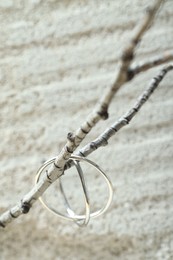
xmin=72 ymin=0 xmax=165 ymax=149
xmin=97 ymin=0 xmax=164 ymax=113
xmin=74 ymin=65 xmax=173 ymax=159
xmin=128 ymin=50 xmax=173 ymax=79
xmin=0 ymin=0 xmax=165 ymax=228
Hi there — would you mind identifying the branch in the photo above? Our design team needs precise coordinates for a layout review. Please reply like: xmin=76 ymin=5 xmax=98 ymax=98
xmin=73 ymin=65 xmax=173 ymax=160
xmin=1 ymin=65 xmax=172 ymax=229
xmin=0 ymin=0 xmax=165 ymax=228
xmin=128 ymin=50 xmax=173 ymax=80
xmin=97 ymin=0 xmax=164 ymax=112
xmin=70 ymin=0 xmax=165 ymax=149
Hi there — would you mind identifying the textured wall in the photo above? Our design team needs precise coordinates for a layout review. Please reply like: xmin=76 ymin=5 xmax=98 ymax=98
xmin=0 ymin=0 xmax=173 ymax=259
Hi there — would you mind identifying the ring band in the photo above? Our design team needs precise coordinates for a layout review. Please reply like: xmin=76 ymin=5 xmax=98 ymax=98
xmin=59 ymin=160 xmax=90 ymax=227
xmin=35 ymin=155 xmax=113 ymax=226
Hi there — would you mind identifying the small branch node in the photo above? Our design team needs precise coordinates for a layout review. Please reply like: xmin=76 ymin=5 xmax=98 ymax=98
xmin=67 ymin=132 xmax=75 ymax=143
xmin=90 ymin=142 xmax=98 ymax=150
xmin=98 ymin=110 xmax=109 ymax=120
xmin=127 ymin=68 xmax=135 ymax=81
xmin=21 ymin=201 xmax=31 ymax=214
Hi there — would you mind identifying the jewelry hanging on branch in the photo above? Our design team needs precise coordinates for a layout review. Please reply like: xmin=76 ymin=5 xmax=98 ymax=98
xmin=35 ymin=155 xmax=113 ymax=227
xmin=0 ymin=0 xmax=173 ymax=229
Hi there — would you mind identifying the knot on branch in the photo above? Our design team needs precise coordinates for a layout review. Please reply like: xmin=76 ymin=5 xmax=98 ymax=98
xmin=127 ymin=68 xmax=135 ymax=81
xmin=97 ymin=105 xmax=109 ymax=120
xmin=98 ymin=110 xmax=109 ymax=120
xmin=67 ymin=132 xmax=75 ymax=143
xmin=21 ymin=202 xmax=31 ymax=214
xmin=66 ymin=132 xmax=75 ymax=153
xmin=90 ymin=142 xmax=98 ymax=150
xmin=121 ymin=50 xmax=134 ymax=62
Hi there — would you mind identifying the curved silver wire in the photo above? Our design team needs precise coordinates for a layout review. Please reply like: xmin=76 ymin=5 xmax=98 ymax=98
xmin=70 ymin=155 xmax=113 ymax=219
xmin=35 ymin=155 xmax=113 ymax=226
xmin=35 ymin=158 xmax=89 ymax=224
xmin=59 ymin=160 xmax=90 ymax=227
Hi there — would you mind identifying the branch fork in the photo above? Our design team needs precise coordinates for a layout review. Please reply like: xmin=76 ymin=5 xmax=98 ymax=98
xmin=1 ymin=0 xmax=173 ymax=228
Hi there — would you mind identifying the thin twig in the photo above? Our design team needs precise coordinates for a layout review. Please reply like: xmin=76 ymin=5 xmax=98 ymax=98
xmin=73 ymin=65 xmax=173 ymax=161
xmin=0 ymin=0 xmax=165 ymax=228
xmin=1 ymin=65 xmax=172 ymax=229
xmin=97 ymin=0 xmax=164 ymax=113
xmin=128 ymin=50 xmax=173 ymax=79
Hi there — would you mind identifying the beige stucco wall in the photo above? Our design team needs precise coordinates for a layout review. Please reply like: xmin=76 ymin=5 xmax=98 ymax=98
xmin=0 ymin=0 xmax=173 ymax=259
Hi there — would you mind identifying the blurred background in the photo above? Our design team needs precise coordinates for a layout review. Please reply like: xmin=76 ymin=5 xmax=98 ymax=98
xmin=0 ymin=0 xmax=173 ymax=259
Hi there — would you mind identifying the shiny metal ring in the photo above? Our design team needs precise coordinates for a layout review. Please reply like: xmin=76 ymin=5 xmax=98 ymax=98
xmin=59 ymin=160 xmax=90 ymax=227
xmin=35 ymin=155 xmax=113 ymax=225
xmin=35 ymin=157 xmax=90 ymax=225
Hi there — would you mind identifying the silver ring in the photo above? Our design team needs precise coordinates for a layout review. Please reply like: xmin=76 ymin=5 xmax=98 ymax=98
xmin=35 ymin=155 xmax=113 ymax=225
xmin=59 ymin=160 xmax=90 ymax=227
xmin=35 ymin=157 xmax=90 ymax=225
